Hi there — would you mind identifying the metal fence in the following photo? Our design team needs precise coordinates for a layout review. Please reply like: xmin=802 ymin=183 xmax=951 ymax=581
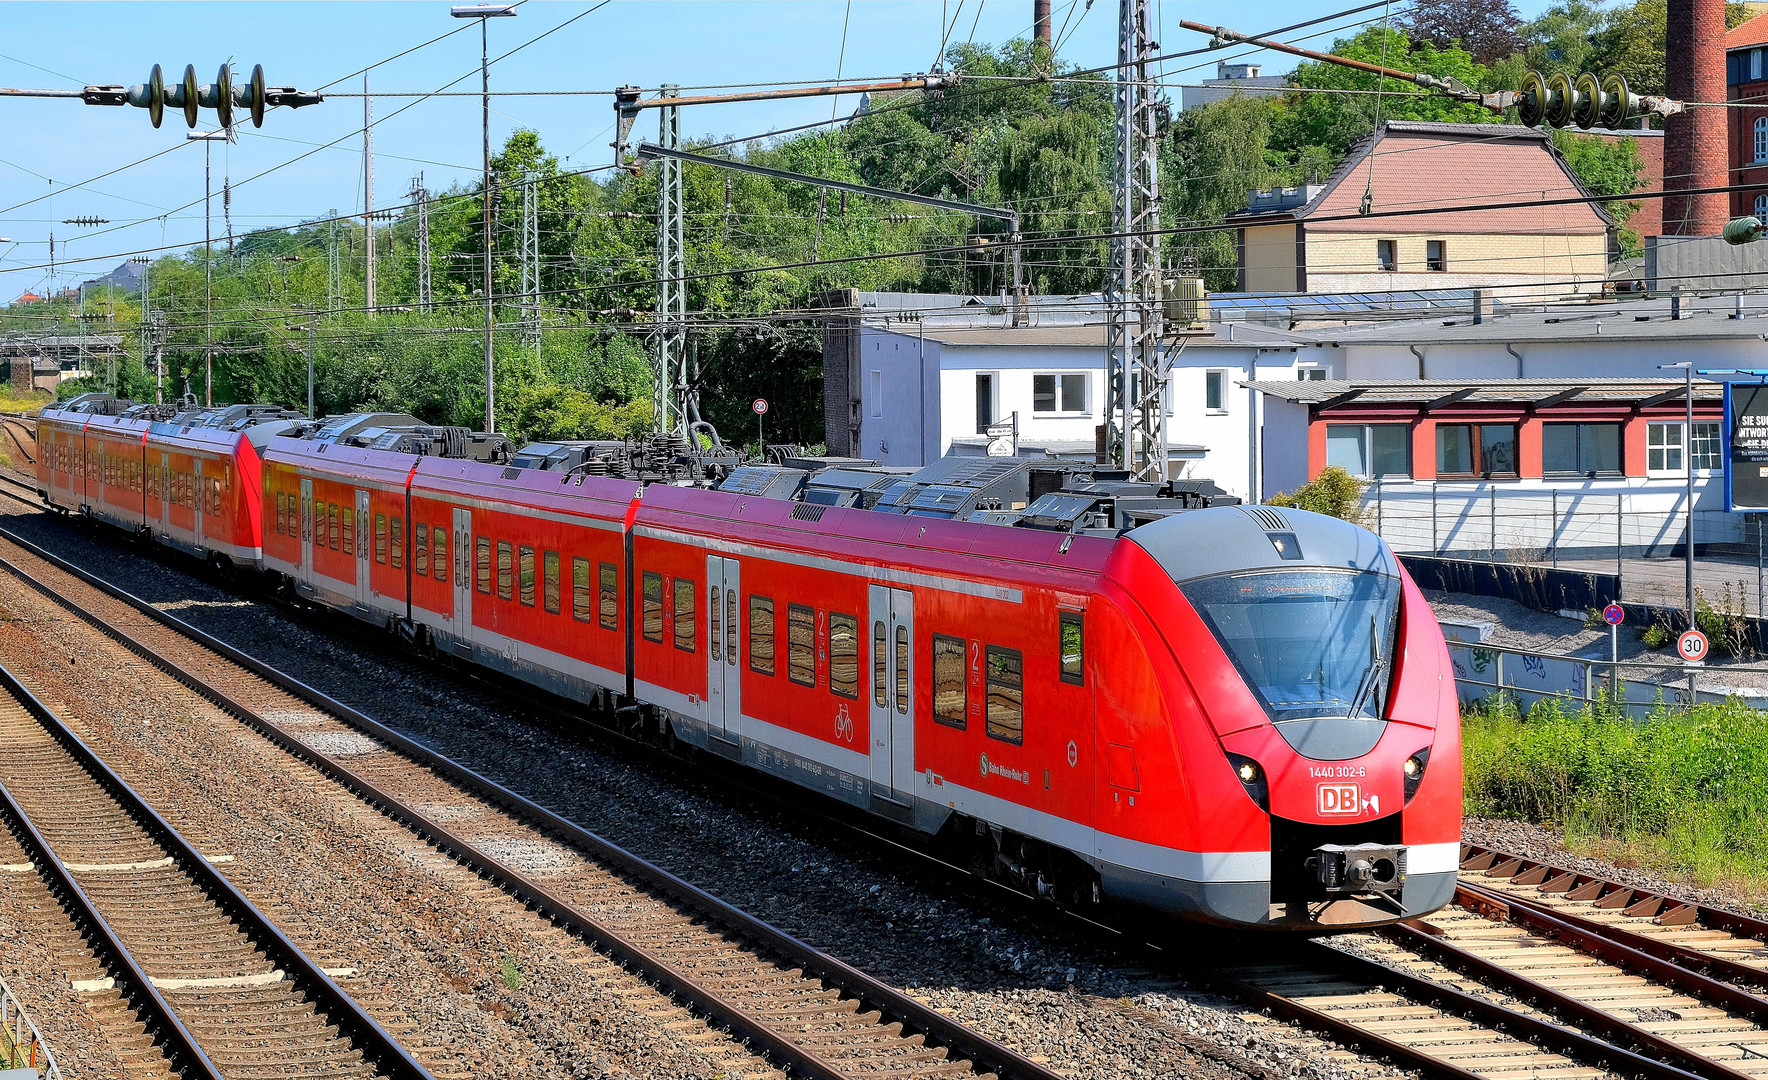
xmin=1449 ymin=639 xmax=1768 ymax=719
xmin=1368 ymin=482 xmax=1768 ymax=618
xmin=0 ymin=971 xmax=60 ymax=1079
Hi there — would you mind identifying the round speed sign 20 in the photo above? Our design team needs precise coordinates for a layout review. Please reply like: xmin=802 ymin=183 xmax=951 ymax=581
xmin=1678 ymin=629 xmax=1710 ymax=664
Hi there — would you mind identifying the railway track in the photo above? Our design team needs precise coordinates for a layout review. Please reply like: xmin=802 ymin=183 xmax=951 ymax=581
xmin=0 ymin=659 xmax=429 ymax=1080
xmin=0 ymin=501 xmax=1064 ymax=1080
xmin=0 ymin=415 xmax=36 ymax=467
xmin=11 ymin=474 xmax=1768 ymax=1080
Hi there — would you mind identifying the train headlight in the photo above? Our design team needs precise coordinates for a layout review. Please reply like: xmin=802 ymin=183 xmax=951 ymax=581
xmin=1403 ymin=749 xmax=1430 ymax=803
xmin=1225 ymin=753 xmax=1268 ymax=811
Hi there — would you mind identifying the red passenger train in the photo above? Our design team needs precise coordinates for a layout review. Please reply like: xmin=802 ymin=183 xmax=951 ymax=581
xmin=35 ymin=395 xmax=1461 ymax=930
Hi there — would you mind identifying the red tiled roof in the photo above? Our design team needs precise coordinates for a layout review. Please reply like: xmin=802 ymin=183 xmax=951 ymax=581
xmin=1727 ymin=12 xmax=1768 ymax=50
xmin=1265 ymin=124 xmax=1608 ymax=236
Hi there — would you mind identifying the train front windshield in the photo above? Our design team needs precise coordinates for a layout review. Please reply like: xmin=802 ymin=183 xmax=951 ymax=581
xmin=1181 ymin=570 xmax=1400 ymax=724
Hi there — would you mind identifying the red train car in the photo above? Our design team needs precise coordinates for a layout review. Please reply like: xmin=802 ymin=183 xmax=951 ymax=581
xmin=37 ymin=394 xmax=301 ymax=567
xmin=257 ymin=415 xmax=1460 ymax=930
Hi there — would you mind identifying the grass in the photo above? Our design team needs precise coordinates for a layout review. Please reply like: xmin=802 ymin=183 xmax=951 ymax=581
xmin=1464 ymin=696 xmax=1768 ymax=895
xmin=499 ymin=954 xmax=525 ymax=991
xmin=0 ymin=390 xmax=50 ymax=414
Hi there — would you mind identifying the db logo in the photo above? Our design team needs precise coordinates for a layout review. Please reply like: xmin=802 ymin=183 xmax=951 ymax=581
xmin=1318 ymin=783 xmax=1362 ymax=816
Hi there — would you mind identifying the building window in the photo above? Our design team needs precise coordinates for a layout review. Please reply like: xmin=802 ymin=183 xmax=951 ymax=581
xmin=1755 ymin=47 xmax=1764 ymax=81
xmin=1297 ymin=367 xmax=1327 ymax=381
xmin=1756 ymin=193 xmax=1768 ymax=227
xmin=1376 ymin=238 xmax=1396 ymax=272
xmin=976 ymin=372 xmax=997 ymax=433
xmin=1435 ymin=424 xmax=1518 ymax=478
xmin=1204 ymin=370 xmax=1228 ymax=413
xmin=1324 ymin=424 xmax=1411 ymax=479
xmin=1648 ymin=421 xmax=1723 ymax=473
xmin=1032 ymin=372 xmax=1088 ymax=414
xmin=1426 ymin=240 xmax=1446 ymax=272
xmin=1756 ymin=117 xmax=1768 ymax=164
xmin=1543 ymin=422 xmax=1623 ymax=476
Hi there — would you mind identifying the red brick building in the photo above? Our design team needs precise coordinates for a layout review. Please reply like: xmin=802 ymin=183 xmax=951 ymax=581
xmin=1727 ymin=12 xmax=1768 ymax=221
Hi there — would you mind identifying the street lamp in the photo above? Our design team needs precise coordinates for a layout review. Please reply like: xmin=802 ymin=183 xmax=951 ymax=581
xmin=452 ymin=2 xmax=516 ymax=434
xmin=188 ymin=128 xmax=231 ymax=407
xmin=1660 ymin=361 xmax=1697 ymax=631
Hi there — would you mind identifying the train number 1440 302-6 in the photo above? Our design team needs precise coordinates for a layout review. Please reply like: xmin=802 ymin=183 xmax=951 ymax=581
xmin=1308 ymin=765 xmax=1366 ymax=779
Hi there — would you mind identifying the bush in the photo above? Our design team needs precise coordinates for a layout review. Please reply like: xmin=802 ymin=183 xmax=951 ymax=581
xmin=1267 ymin=466 xmax=1366 ymax=522
xmin=1464 ymin=697 xmax=1768 ymax=887
xmin=1641 ymin=623 xmax=1670 ymax=650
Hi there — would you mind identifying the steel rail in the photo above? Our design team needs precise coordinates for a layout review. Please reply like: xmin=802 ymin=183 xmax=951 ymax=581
xmin=1456 ymin=879 xmax=1768 ymax=1011
xmin=0 ymin=659 xmax=434 ymax=1080
xmin=0 ymin=518 xmax=1064 ymax=1080
xmin=1462 ymin=843 xmax=1768 ymax=942
xmin=0 ymin=667 xmax=222 ymax=1080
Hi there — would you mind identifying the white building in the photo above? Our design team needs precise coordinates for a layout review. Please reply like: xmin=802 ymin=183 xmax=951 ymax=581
xmin=1179 ymin=62 xmax=1291 ymax=111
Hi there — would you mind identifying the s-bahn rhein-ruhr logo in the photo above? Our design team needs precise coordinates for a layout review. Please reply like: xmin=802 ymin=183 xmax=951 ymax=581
xmin=980 ymin=753 xmax=1031 ymax=785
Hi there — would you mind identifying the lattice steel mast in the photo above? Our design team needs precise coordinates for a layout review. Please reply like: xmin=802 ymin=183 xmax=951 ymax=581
xmin=654 ymin=85 xmax=685 ymax=435
xmin=1103 ymin=0 xmax=1167 ymax=481
xmin=520 ymin=173 xmax=541 ymax=355
xmin=410 ymin=176 xmax=432 ymax=310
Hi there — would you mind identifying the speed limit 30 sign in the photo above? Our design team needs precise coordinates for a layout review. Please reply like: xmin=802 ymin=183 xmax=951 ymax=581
xmin=1678 ymin=629 xmax=1710 ymax=664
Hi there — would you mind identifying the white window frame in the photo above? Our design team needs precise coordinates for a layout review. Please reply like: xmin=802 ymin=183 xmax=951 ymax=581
xmin=1754 ymin=47 xmax=1764 ymax=81
xmin=1756 ymin=117 xmax=1768 ymax=164
xmin=1204 ymin=369 xmax=1229 ymax=414
xmin=1296 ymin=366 xmax=1328 ymax=381
xmin=1325 ymin=423 xmax=1412 ymax=480
xmin=1756 ymin=193 xmax=1768 ymax=227
xmin=1031 ymin=371 xmax=1090 ymax=416
xmin=1648 ymin=420 xmax=1722 ymax=475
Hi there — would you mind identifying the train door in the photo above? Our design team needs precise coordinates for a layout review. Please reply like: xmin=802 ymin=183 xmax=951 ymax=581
xmin=299 ymin=478 xmax=315 ymax=577
xmin=157 ymin=452 xmax=171 ymax=536
xmin=452 ymin=507 xmax=472 ymax=641
xmin=867 ymin=585 xmax=915 ymax=804
xmin=705 ymin=555 xmax=741 ymax=744
xmin=355 ymin=489 xmax=372 ymax=605
xmin=192 ymin=458 xmax=205 ymax=549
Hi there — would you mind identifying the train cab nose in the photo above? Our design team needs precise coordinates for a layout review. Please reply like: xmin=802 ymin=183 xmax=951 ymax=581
xmin=1125 ymin=505 xmax=1458 ymax=927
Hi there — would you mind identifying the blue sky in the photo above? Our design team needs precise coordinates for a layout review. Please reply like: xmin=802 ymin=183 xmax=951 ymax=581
xmin=0 ymin=0 xmax=1562 ymax=299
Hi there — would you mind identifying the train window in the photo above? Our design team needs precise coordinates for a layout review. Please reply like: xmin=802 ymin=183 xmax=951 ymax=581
xmin=433 ymin=527 xmax=448 ymax=582
xmin=673 ymin=578 xmax=696 ymax=652
xmin=518 ymin=546 xmax=536 ymax=607
xmin=829 ymin=613 xmax=858 ymax=700
xmin=642 ymin=572 xmax=664 ymax=643
xmin=390 ymin=519 xmax=403 ymax=569
xmin=415 ymin=523 xmax=430 ymax=575
xmin=724 ymin=589 xmax=737 ymax=666
xmin=210 ymin=477 xmax=221 ymax=516
xmin=873 ymin=621 xmax=887 ymax=706
xmin=543 ymin=551 xmax=560 ymax=614
xmin=985 ymin=646 xmax=1024 ymax=745
xmin=498 ymin=542 xmax=514 ymax=601
xmin=896 ymin=627 xmax=910 ymax=715
xmin=328 ymin=504 xmax=340 ymax=551
xmin=342 ymin=508 xmax=355 ymax=555
xmin=709 ymin=587 xmax=722 ymax=662
xmin=570 ymin=558 xmax=593 ymax=622
xmin=931 ymin=634 xmax=966 ymax=728
xmin=374 ymin=514 xmax=388 ymax=565
xmin=475 ymin=537 xmax=492 ymax=593
xmin=786 ymin=603 xmax=816 ymax=687
xmin=599 ymin=561 xmax=618 ymax=629
xmin=276 ymin=493 xmax=287 ymax=536
xmin=749 ymin=596 xmax=776 ymax=676
xmin=1059 ymin=612 xmax=1084 ymax=686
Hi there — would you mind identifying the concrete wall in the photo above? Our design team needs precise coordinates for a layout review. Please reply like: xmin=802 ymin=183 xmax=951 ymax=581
xmin=855 ymin=330 xmax=938 ymax=465
xmin=935 ymin=345 xmax=1107 ymax=453
xmin=1333 ymin=335 xmax=1768 ymax=381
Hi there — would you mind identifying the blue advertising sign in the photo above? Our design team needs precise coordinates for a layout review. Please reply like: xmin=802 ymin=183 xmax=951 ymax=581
xmin=1724 ymin=382 xmax=1768 ymax=512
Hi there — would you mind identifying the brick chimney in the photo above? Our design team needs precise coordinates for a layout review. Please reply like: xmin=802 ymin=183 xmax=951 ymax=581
xmin=1034 ymin=0 xmax=1051 ymax=45
xmin=1663 ymin=0 xmax=1727 ymax=235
